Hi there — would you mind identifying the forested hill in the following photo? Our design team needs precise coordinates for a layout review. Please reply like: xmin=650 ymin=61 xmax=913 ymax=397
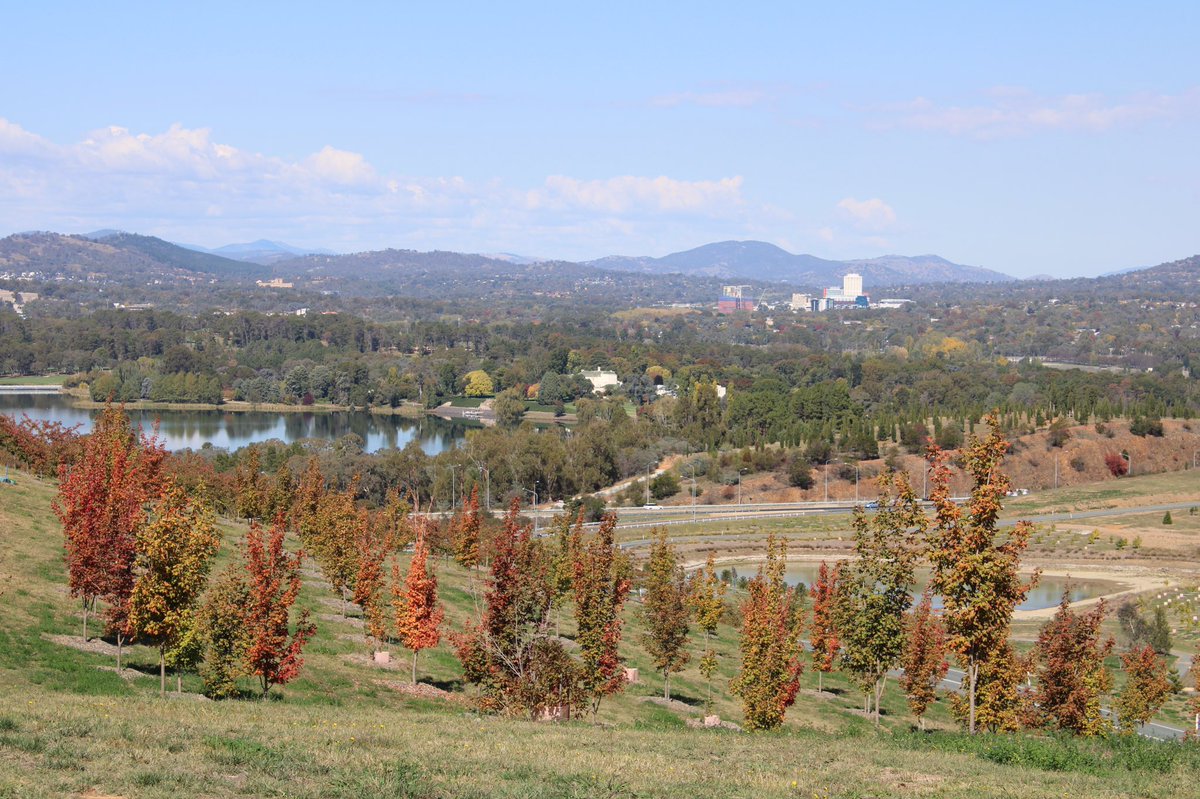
xmin=0 ymin=231 xmax=268 ymax=282
xmin=587 ymin=240 xmax=1014 ymax=287
xmin=270 ymin=249 xmax=738 ymax=304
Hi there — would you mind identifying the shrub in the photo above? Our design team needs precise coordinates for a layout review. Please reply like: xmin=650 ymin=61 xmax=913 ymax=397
xmin=1069 ymin=456 xmax=1086 ymax=472
xmin=787 ymin=458 xmax=814 ymax=489
xmin=1129 ymin=416 xmax=1164 ymax=437
xmin=1104 ymin=452 xmax=1128 ymax=477
xmin=649 ymin=471 xmax=680 ymax=500
xmin=935 ymin=424 xmax=963 ymax=449
xmin=1161 ymin=511 xmax=1172 ymax=525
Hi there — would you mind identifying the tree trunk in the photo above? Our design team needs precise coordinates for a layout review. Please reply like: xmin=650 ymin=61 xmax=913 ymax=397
xmin=411 ymin=649 xmax=418 ymax=684
xmin=116 ymin=633 xmax=123 ymax=672
xmin=818 ymin=670 xmax=823 ymax=693
xmin=663 ymin=672 xmax=670 ymax=700
xmin=176 ymin=672 xmax=182 ymax=694
xmin=160 ymin=649 xmax=166 ymax=696
xmin=968 ymin=662 xmax=979 ymax=735
xmin=919 ymin=715 xmax=926 ymax=732
xmin=874 ymin=677 xmax=886 ymax=725
xmin=81 ymin=598 xmax=90 ymax=642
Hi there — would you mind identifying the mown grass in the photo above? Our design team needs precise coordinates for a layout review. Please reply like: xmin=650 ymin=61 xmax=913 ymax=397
xmin=3 ymin=470 xmax=1199 ymax=798
xmin=0 ymin=375 xmax=67 ymax=386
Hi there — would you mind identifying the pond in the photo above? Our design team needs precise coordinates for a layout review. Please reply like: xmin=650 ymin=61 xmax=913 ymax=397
xmin=0 ymin=393 xmax=470 ymax=455
xmin=717 ymin=561 xmax=1114 ymax=613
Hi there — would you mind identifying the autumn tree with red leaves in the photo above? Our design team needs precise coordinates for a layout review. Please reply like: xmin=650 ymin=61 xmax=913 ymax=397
xmin=730 ymin=535 xmax=805 ymax=731
xmin=573 ymin=513 xmax=631 ymax=717
xmin=353 ymin=513 xmax=400 ymax=649
xmin=126 ymin=479 xmax=221 ymax=694
xmin=55 ymin=405 xmax=165 ymax=668
xmin=0 ymin=414 xmax=81 ymax=477
xmin=243 ymin=517 xmax=316 ymax=698
xmin=454 ymin=499 xmax=572 ymax=716
xmin=393 ymin=519 xmax=444 ymax=683
xmin=1115 ymin=644 xmax=1172 ymax=731
xmin=926 ymin=412 xmax=1038 ymax=734
xmin=901 ymin=589 xmax=949 ymax=730
xmin=808 ymin=560 xmax=841 ymax=693
xmin=1030 ymin=592 xmax=1114 ymax=735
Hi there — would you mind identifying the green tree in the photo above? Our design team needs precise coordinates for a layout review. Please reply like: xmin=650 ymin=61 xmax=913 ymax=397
xmin=1115 ymin=645 xmax=1171 ymax=731
xmin=835 ymin=469 xmax=925 ymax=723
xmin=688 ymin=552 xmax=727 ymax=711
xmin=639 ymin=529 xmax=691 ymax=700
xmin=492 ymin=388 xmax=527 ymax=427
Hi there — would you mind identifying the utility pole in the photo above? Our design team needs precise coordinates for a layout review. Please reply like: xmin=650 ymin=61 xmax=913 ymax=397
xmin=687 ymin=462 xmax=697 ymax=522
xmin=1054 ymin=456 xmax=1058 ymax=490
xmin=855 ymin=464 xmax=860 ymax=504
xmin=645 ymin=464 xmax=651 ymax=505
xmin=824 ymin=463 xmax=828 ymax=503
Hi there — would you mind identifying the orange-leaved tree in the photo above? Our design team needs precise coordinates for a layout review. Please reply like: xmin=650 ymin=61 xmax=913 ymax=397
xmin=808 ymin=560 xmax=841 ymax=693
xmin=393 ymin=518 xmax=444 ymax=683
xmin=233 ymin=445 xmax=268 ymax=522
xmin=926 ymin=412 xmax=1038 ymax=734
xmin=1115 ymin=644 xmax=1172 ymax=731
xmin=353 ymin=511 xmax=400 ymax=650
xmin=126 ymin=479 xmax=222 ymax=694
xmin=573 ymin=513 xmax=631 ymax=717
xmin=900 ymin=589 xmax=948 ymax=730
xmin=730 ymin=535 xmax=805 ymax=731
xmin=55 ymin=404 xmax=165 ymax=667
xmin=688 ymin=551 xmax=727 ymax=712
xmin=1030 ymin=592 xmax=1113 ymax=735
xmin=639 ymin=528 xmax=690 ymax=700
xmin=243 ymin=516 xmax=316 ymax=698
xmin=453 ymin=485 xmax=482 ymax=570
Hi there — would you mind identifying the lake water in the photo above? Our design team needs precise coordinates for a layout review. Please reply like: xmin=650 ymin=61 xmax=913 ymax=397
xmin=0 ymin=393 xmax=470 ymax=455
xmin=719 ymin=561 xmax=1114 ymax=613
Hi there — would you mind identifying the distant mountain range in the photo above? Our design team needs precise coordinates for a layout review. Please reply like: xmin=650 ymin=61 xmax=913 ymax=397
xmin=587 ymin=240 xmax=1013 ymax=288
xmin=83 ymin=231 xmax=333 ymax=265
xmin=4 ymin=231 xmax=267 ymax=281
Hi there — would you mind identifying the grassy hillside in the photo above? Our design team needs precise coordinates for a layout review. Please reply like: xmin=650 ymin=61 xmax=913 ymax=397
xmin=1 ymin=471 xmax=1197 ymax=798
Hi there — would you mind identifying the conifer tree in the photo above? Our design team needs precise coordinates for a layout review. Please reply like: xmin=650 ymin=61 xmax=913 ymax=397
xmin=808 ymin=560 xmax=841 ymax=693
xmin=926 ymin=412 xmax=1038 ymax=734
xmin=573 ymin=513 xmax=631 ymax=716
xmin=901 ymin=589 xmax=948 ymax=730
xmin=126 ymin=480 xmax=221 ymax=694
xmin=640 ymin=529 xmax=690 ymax=700
xmin=1030 ymin=593 xmax=1113 ymax=735
xmin=835 ymin=470 xmax=924 ymax=723
xmin=393 ymin=520 xmax=444 ymax=683
xmin=688 ymin=552 xmax=727 ymax=711
xmin=55 ymin=404 xmax=165 ymax=666
xmin=1115 ymin=644 xmax=1172 ymax=731
xmin=243 ymin=518 xmax=316 ymax=698
xmin=730 ymin=535 xmax=805 ymax=730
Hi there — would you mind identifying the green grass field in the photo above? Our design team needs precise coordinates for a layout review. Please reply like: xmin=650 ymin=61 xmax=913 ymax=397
xmin=0 ymin=375 xmax=67 ymax=386
xmin=2 ymin=471 xmax=1199 ymax=798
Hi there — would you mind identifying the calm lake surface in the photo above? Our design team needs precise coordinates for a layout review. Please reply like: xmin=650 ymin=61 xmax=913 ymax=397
xmin=721 ymin=561 xmax=1113 ymax=613
xmin=0 ymin=393 xmax=470 ymax=455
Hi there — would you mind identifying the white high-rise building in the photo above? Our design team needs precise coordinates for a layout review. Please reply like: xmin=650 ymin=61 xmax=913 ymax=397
xmin=842 ymin=272 xmax=863 ymax=298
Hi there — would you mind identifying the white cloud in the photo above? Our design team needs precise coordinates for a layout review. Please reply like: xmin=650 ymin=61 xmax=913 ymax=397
xmin=0 ymin=118 xmax=769 ymax=257
xmin=530 ymin=175 xmax=744 ymax=214
xmin=875 ymin=87 xmax=1200 ymax=138
xmin=651 ymin=89 xmax=769 ymax=109
xmin=836 ymin=197 xmax=896 ymax=230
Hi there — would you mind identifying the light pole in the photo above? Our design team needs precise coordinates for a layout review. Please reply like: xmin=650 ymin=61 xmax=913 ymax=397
xmin=447 ymin=464 xmax=460 ymax=511
xmin=737 ymin=468 xmax=747 ymax=508
xmin=523 ymin=485 xmax=539 ymax=535
xmin=824 ymin=462 xmax=829 ymax=503
xmin=855 ymin=464 xmax=860 ymax=504
xmin=687 ymin=462 xmax=697 ymax=522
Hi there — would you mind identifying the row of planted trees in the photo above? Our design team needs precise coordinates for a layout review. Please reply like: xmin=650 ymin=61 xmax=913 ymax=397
xmin=46 ymin=405 xmax=1200 ymax=736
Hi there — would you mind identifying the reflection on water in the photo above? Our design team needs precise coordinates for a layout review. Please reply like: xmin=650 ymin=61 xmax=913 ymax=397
xmin=0 ymin=394 xmax=469 ymax=455
xmin=721 ymin=562 xmax=1109 ymax=613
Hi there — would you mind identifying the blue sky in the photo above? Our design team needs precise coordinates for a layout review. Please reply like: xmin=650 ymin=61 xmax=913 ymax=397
xmin=1 ymin=2 xmax=1197 ymax=276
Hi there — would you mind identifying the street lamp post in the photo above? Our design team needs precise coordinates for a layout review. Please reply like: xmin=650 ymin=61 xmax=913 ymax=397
xmin=523 ymin=485 xmax=539 ymax=535
xmin=855 ymin=464 xmax=860 ymax=504
xmin=687 ymin=463 xmax=697 ymax=522
xmin=737 ymin=468 xmax=747 ymax=509
xmin=447 ymin=464 xmax=460 ymax=511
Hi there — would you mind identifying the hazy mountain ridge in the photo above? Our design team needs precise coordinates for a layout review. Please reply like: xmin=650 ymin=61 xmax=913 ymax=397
xmin=588 ymin=240 xmax=1013 ymax=288
xmin=0 ymin=231 xmax=267 ymax=281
